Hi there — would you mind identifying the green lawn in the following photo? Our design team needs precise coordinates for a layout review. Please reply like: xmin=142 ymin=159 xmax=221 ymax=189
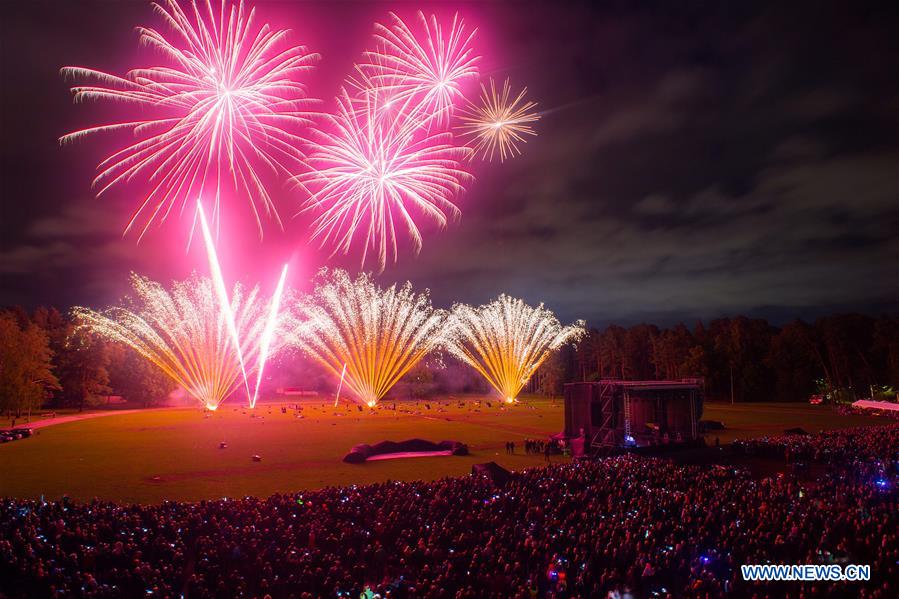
xmin=702 ymin=401 xmax=889 ymax=444
xmin=0 ymin=397 xmax=891 ymax=504
xmin=0 ymin=396 xmax=564 ymax=503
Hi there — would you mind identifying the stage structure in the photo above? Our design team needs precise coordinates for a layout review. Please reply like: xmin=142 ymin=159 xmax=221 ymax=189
xmin=563 ymin=379 xmax=703 ymax=456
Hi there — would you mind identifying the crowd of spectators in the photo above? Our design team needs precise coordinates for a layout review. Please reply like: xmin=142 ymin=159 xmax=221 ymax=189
xmin=733 ymin=423 xmax=898 ymax=465
xmin=0 ymin=425 xmax=896 ymax=599
xmin=522 ymin=439 xmax=560 ymax=456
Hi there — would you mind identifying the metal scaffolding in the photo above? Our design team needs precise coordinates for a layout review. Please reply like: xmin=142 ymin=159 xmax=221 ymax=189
xmin=567 ymin=379 xmax=704 ymax=456
xmin=590 ymin=381 xmax=618 ymax=454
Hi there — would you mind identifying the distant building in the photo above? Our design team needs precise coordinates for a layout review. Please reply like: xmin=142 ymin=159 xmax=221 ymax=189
xmin=275 ymin=388 xmax=320 ymax=397
xmin=563 ymin=379 xmax=703 ymax=455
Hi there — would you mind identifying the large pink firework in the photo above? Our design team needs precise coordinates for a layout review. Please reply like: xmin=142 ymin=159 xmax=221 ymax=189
xmin=60 ymin=0 xmax=319 ymax=239
xmin=358 ymin=11 xmax=480 ymax=128
xmin=295 ymin=85 xmax=471 ymax=271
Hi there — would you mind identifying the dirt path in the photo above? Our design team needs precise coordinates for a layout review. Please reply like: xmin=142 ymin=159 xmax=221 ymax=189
xmin=2 ymin=408 xmax=168 ymax=432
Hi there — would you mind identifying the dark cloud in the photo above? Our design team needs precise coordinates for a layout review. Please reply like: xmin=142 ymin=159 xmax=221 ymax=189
xmin=1 ymin=0 xmax=897 ymax=326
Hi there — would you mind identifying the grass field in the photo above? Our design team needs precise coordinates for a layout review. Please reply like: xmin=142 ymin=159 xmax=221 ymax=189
xmin=0 ymin=397 xmax=891 ymax=504
xmin=700 ymin=401 xmax=890 ymax=444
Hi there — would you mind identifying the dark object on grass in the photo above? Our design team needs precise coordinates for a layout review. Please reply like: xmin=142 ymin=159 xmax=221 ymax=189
xmin=472 ymin=462 xmax=511 ymax=487
xmin=784 ymin=427 xmax=810 ymax=435
xmin=700 ymin=420 xmax=726 ymax=431
xmin=2 ymin=430 xmax=27 ymax=442
xmin=343 ymin=439 xmax=468 ymax=463
xmin=343 ymin=446 xmax=369 ymax=463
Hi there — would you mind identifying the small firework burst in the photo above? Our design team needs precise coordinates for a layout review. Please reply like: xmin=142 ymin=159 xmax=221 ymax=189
xmin=458 ymin=78 xmax=540 ymax=162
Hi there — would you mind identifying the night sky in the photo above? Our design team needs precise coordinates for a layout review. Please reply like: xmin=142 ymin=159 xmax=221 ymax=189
xmin=1 ymin=0 xmax=897 ymax=327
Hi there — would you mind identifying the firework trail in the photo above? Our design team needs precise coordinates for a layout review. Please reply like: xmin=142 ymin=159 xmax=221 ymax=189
xmin=250 ymin=263 xmax=289 ymax=408
xmin=75 ymin=274 xmax=275 ymax=411
xmin=196 ymin=199 xmax=288 ymax=408
xmin=359 ymin=11 xmax=479 ymax=127
xmin=295 ymin=86 xmax=471 ymax=271
xmin=197 ymin=199 xmax=251 ymax=403
xmin=333 ymin=362 xmax=347 ymax=408
xmin=286 ymin=269 xmax=447 ymax=407
xmin=458 ymin=78 xmax=540 ymax=162
xmin=60 ymin=0 xmax=320 ymax=239
xmin=446 ymin=295 xmax=584 ymax=403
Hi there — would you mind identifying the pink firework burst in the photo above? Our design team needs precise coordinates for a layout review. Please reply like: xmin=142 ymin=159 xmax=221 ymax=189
xmin=359 ymin=11 xmax=480 ymax=128
xmin=295 ymin=86 xmax=472 ymax=271
xmin=60 ymin=0 xmax=320 ymax=239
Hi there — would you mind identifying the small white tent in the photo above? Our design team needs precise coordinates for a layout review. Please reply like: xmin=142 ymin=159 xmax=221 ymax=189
xmin=852 ymin=399 xmax=899 ymax=413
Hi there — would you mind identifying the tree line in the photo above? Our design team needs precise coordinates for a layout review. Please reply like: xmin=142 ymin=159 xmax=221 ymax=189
xmin=533 ymin=314 xmax=899 ymax=402
xmin=2 ymin=306 xmax=898 ymax=416
xmin=0 ymin=307 xmax=175 ymax=418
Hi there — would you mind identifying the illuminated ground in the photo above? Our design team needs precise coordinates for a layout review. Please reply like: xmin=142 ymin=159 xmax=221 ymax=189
xmin=0 ymin=397 xmax=890 ymax=503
